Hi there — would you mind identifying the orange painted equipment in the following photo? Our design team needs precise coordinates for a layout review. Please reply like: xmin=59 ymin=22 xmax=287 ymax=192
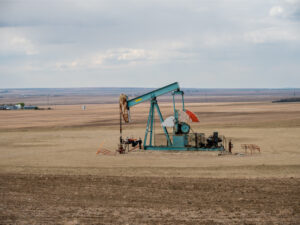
xmin=184 ymin=110 xmax=199 ymax=122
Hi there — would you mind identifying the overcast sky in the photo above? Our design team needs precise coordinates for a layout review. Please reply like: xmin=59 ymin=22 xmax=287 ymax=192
xmin=0 ymin=0 xmax=299 ymax=88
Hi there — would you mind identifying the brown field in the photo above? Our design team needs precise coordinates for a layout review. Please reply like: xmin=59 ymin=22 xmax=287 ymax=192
xmin=1 ymin=100 xmax=300 ymax=224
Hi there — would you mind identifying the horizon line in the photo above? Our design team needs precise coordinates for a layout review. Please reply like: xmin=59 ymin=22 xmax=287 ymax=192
xmin=1 ymin=86 xmax=300 ymax=90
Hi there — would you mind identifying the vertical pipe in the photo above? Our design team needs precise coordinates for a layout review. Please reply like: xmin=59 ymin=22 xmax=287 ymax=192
xmin=144 ymin=102 xmax=153 ymax=147
xmin=153 ymin=106 xmax=156 ymax=146
xmin=149 ymin=100 xmax=154 ymax=146
xmin=120 ymin=110 xmax=122 ymax=145
xmin=172 ymin=94 xmax=176 ymax=114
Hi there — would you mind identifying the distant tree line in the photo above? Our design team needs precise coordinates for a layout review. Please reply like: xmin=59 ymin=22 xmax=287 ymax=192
xmin=272 ymin=98 xmax=300 ymax=103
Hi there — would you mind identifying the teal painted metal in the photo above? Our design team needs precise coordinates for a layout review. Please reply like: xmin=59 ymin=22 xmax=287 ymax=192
xmin=172 ymin=90 xmax=185 ymax=112
xmin=144 ymin=146 xmax=224 ymax=151
xmin=180 ymin=123 xmax=190 ymax=133
xmin=172 ymin=135 xmax=188 ymax=147
xmin=172 ymin=90 xmax=185 ymax=126
xmin=143 ymin=98 xmax=171 ymax=148
xmin=154 ymin=101 xmax=171 ymax=146
xmin=127 ymin=82 xmax=180 ymax=108
xmin=149 ymin=101 xmax=154 ymax=146
xmin=144 ymin=104 xmax=152 ymax=147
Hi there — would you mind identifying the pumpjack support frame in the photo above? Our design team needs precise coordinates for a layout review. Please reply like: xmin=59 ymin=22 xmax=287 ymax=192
xmin=121 ymin=82 xmax=225 ymax=151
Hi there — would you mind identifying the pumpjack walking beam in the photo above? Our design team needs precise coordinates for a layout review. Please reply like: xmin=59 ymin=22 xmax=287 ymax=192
xmin=127 ymin=82 xmax=180 ymax=107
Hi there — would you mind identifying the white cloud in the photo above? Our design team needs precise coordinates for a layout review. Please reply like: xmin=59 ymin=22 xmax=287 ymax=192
xmin=91 ymin=48 xmax=152 ymax=68
xmin=107 ymin=48 xmax=148 ymax=61
xmin=53 ymin=41 xmax=195 ymax=71
xmin=0 ymin=29 xmax=38 ymax=55
xmin=244 ymin=27 xmax=298 ymax=43
xmin=54 ymin=48 xmax=151 ymax=70
xmin=269 ymin=6 xmax=284 ymax=17
xmin=10 ymin=37 xmax=38 ymax=55
xmin=285 ymin=0 xmax=300 ymax=4
xmin=269 ymin=0 xmax=300 ymax=19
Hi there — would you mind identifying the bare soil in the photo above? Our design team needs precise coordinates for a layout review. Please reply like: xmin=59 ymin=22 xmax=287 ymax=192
xmin=1 ymin=174 xmax=299 ymax=225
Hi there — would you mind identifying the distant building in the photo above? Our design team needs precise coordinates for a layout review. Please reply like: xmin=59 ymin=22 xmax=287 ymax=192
xmin=15 ymin=104 xmax=22 ymax=109
xmin=0 ymin=104 xmax=38 ymax=110
xmin=5 ymin=105 xmax=18 ymax=110
xmin=24 ymin=106 xmax=38 ymax=110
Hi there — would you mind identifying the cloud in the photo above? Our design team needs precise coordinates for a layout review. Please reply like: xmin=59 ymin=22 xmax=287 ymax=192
xmin=244 ymin=28 xmax=298 ymax=43
xmin=100 ymin=48 xmax=149 ymax=64
xmin=285 ymin=0 xmax=300 ymax=4
xmin=53 ymin=48 xmax=151 ymax=71
xmin=0 ymin=28 xmax=38 ymax=55
xmin=269 ymin=0 xmax=300 ymax=20
xmin=55 ymin=42 xmax=194 ymax=71
xmin=0 ymin=0 xmax=299 ymax=88
xmin=269 ymin=6 xmax=284 ymax=17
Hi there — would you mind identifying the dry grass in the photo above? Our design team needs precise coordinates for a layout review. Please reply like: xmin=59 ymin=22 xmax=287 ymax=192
xmin=0 ymin=101 xmax=299 ymax=178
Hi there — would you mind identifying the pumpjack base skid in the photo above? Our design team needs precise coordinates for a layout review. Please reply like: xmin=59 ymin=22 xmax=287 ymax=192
xmin=144 ymin=146 xmax=225 ymax=151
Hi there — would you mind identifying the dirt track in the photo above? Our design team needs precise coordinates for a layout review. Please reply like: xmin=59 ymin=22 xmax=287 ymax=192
xmin=1 ymin=174 xmax=299 ymax=225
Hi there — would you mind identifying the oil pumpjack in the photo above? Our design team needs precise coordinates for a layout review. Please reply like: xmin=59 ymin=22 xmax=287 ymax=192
xmin=118 ymin=82 xmax=226 ymax=153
